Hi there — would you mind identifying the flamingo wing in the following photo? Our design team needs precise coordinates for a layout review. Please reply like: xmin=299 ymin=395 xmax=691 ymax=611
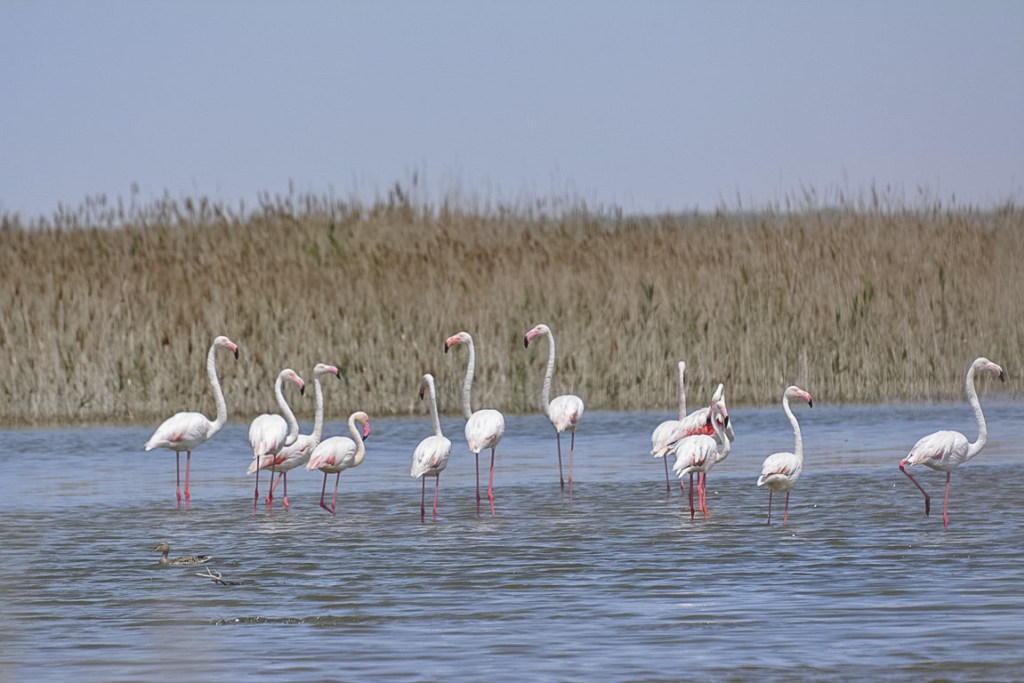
xmin=466 ymin=409 xmax=505 ymax=453
xmin=905 ymin=430 xmax=969 ymax=470
xmin=672 ymin=435 xmax=717 ymax=477
xmin=549 ymin=394 xmax=584 ymax=432
xmin=651 ymin=419 xmax=684 ymax=457
xmin=249 ymin=414 xmax=288 ymax=457
xmin=412 ymin=435 xmax=452 ymax=478
xmin=145 ymin=411 xmax=214 ymax=451
xmin=307 ymin=436 xmax=357 ymax=473
xmin=757 ymin=451 xmax=801 ymax=489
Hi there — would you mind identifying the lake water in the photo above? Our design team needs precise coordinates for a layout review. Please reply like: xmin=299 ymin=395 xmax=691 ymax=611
xmin=2 ymin=400 xmax=1023 ymax=681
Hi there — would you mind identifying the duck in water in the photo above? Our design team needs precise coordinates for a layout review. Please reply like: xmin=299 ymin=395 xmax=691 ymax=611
xmin=152 ymin=542 xmax=213 ymax=565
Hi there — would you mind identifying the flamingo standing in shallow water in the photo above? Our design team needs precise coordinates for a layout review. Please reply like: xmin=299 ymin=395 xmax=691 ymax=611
xmin=899 ymin=357 xmax=1005 ymax=529
xmin=145 ymin=335 xmax=238 ymax=509
xmin=248 ymin=369 xmax=305 ymax=513
xmin=673 ymin=399 xmax=731 ymax=519
xmin=411 ymin=374 xmax=452 ymax=523
xmin=306 ymin=411 xmax=371 ymax=515
xmin=446 ymin=331 xmax=506 ymax=516
xmin=524 ymin=323 xmax=584 ymax=492
xmin=757 ymin=385 xmax=813 ymax=525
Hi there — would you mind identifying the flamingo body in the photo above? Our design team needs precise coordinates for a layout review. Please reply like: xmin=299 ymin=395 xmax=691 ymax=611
xmin=248 ymin=369 xmax=305 ymax=512
xmin=673 ymin=399 xmax=730 ymax=518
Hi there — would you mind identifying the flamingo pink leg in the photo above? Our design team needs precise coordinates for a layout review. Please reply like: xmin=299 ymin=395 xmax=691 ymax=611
xmin=899 ymin=463 xmax=931 ymax=517
xmin=175 ymin=453 xmax=183 ymax=509
xmin=699 ymin=472 xmax=708 ymax=518
xmin=555 ymin=431 xmax=565 ymax=491
xmin=420 ymin=477 xmax=427 ymax=523
xmin=475 ymin=452 xmax=481 ymax=516
xmin=487 ymin=448 xmax=496 ymax=516
xmin=688 ymin=473 xmax=695 ymax=519
xmin=318 ymin=473 xmax=330 ymax=513
xmin=568 ymin=431 xmax=576 ymax=490
xmin=282 ymin=473 xmax=290 ymax=511
xmin=184 ymin=451 xmax=192 ymax=509
xmin=328 ymin=472 xmax=340 ymax=516
xmin=783 ymin=492 xmax=791 ymax=526
xmin=266 ymin=462 xmax=276 ymax=508
xmin=766 ymin=490 xmax=773 ymax=525
xmin=943 ymin=471 xmax=951 ymax=529
xmin=433 ymin=475 xmax=441 ymax=521
xmin=663 ymin=456 xmax=671 ymax=495
xmin=252 ymin=466 xmax=261 ymax=514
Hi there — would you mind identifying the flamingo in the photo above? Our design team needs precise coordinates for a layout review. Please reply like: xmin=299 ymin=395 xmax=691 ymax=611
xmin=650 ymin=364 xmax=734 ymax=494
xmin=445 ymin=331 xmax=506 ymax=516
xmin=899 ymin=357 xmax=1005 ymax=529
xmin=524 ymin=323 xmax=584 ymax=491
xmin=248 ymin=363 xmax=340 ymax=509
xmin=248 ymin=368 xmax=305 ymax=513
xmin=151 ymin=542 xmax=212 ymax=566
xmin=411 ymin=373 xmax=452 ymax=523
xmin=673 ymin=399 xmax=731 ymax=519
xmin=757 ymin=385 xmax=813 ymax=525
xmin=306 ymin=411 xmax=371 ymax=515
xmin=144 ymin=335 xmax=239 ymax=509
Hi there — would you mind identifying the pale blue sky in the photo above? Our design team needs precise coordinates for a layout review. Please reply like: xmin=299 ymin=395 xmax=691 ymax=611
xmin=1 ymin=1 xmax=1022 ymax=217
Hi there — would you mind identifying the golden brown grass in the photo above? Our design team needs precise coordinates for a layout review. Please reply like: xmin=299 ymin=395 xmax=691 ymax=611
xmin=1 ymin=187 xmax=1021 ymax=426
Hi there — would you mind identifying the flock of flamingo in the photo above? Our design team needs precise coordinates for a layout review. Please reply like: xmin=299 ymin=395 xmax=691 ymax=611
xmin=144 ymin=329 xmax=1006 ymax=529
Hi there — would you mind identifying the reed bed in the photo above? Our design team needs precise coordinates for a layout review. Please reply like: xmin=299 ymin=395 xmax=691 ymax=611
xmin=1 ymin=187 xmax=1021 ymax=426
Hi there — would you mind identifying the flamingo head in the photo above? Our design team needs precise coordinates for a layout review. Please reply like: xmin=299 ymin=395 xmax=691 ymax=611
xmin=314 ymin=363 xmax=341 ymax=380
xmin=282 ymin=369 xmax=306 ymax=396
xmin=444 ymin=331 xmax=471 ymax=353
xmin=215 ymin=335 xmax=239 ymax=359
xmin=419 ymin=373 xmax=435 ymax=400
xmin=974 ymin=357 xmax=1006 ymax=382
xmin=524 ymin=323 xmax=549 ymax=348
xmin=786 ymin=385 xmax=813 ymax=408
xmin=352 ymin=411 xmax=371 ymax=441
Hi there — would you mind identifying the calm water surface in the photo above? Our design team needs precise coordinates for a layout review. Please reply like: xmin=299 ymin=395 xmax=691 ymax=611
xmin=2 ymin=401 xmax=1023 ymax=681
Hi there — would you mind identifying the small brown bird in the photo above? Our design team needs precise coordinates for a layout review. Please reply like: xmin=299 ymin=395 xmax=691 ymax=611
xmin=151 ymin=542 xmax=213 ymax=566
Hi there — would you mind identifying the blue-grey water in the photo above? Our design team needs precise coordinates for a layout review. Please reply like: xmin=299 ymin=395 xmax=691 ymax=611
xmin=2 ymin=401 xmax=1023 ymax=681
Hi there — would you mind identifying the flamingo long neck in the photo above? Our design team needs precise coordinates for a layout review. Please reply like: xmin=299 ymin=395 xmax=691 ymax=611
xmin=347 ymin=414 xmax=366 ymax=466
xmin=427 ymin=380 xmax=443 ymax=437
xmin=677 ymin=361 xmax=687 ymax=420
xmin=965 ymin=363 xmax=988 ymax=460
xmin=275 ymin=374 xmax=300 ymax=447
xmin=539 ymin=329 xmax=555 ymax=415
xmin=784 ymin=394 xmax=803 ymax=461
xmin=207 ymin=341 xmax=228 ymax=437
xmin=460 ymin=338 xmax=476 ymax=420
xmin=311 ymin=376 xmax=326 ymax=444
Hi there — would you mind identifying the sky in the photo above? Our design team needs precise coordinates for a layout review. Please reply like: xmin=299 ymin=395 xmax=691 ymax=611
xmin=1 ymin=1 xmax=1022 ymax=218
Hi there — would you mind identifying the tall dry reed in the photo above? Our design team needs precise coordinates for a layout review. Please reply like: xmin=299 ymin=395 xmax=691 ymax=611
xmin=1 ymin=187 xmax=1021 ymax=426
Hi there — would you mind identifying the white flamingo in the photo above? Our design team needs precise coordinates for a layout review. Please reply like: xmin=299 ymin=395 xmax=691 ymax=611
xmin=757 ymin=385 xmax=813 ymax=525
xmin=248 ymin=368 xmax=305 ymax=513
xmin=445 ymin=331 xmax=506 ymax=516
xmin=673 ymin=399 xmax=731 ymax=519
xmin=411 ymin=373 xmax=452 ymax=523
xmin=248 ymin=363 xmax=340 ymax=510
xmin=306 ymin=411 xmax=371 ymax=515
xmin=145 ymin=335 xmax=239 ymax=509
xmin=524 ymin=323 xmax=585 ymax=491
xmin=899 ymin=357 xmax=1005 ymax=529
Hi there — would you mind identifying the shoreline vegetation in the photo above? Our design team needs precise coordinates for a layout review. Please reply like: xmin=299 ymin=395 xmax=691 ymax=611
xmin=1 ymin=184 xmax=1021 ymax=427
